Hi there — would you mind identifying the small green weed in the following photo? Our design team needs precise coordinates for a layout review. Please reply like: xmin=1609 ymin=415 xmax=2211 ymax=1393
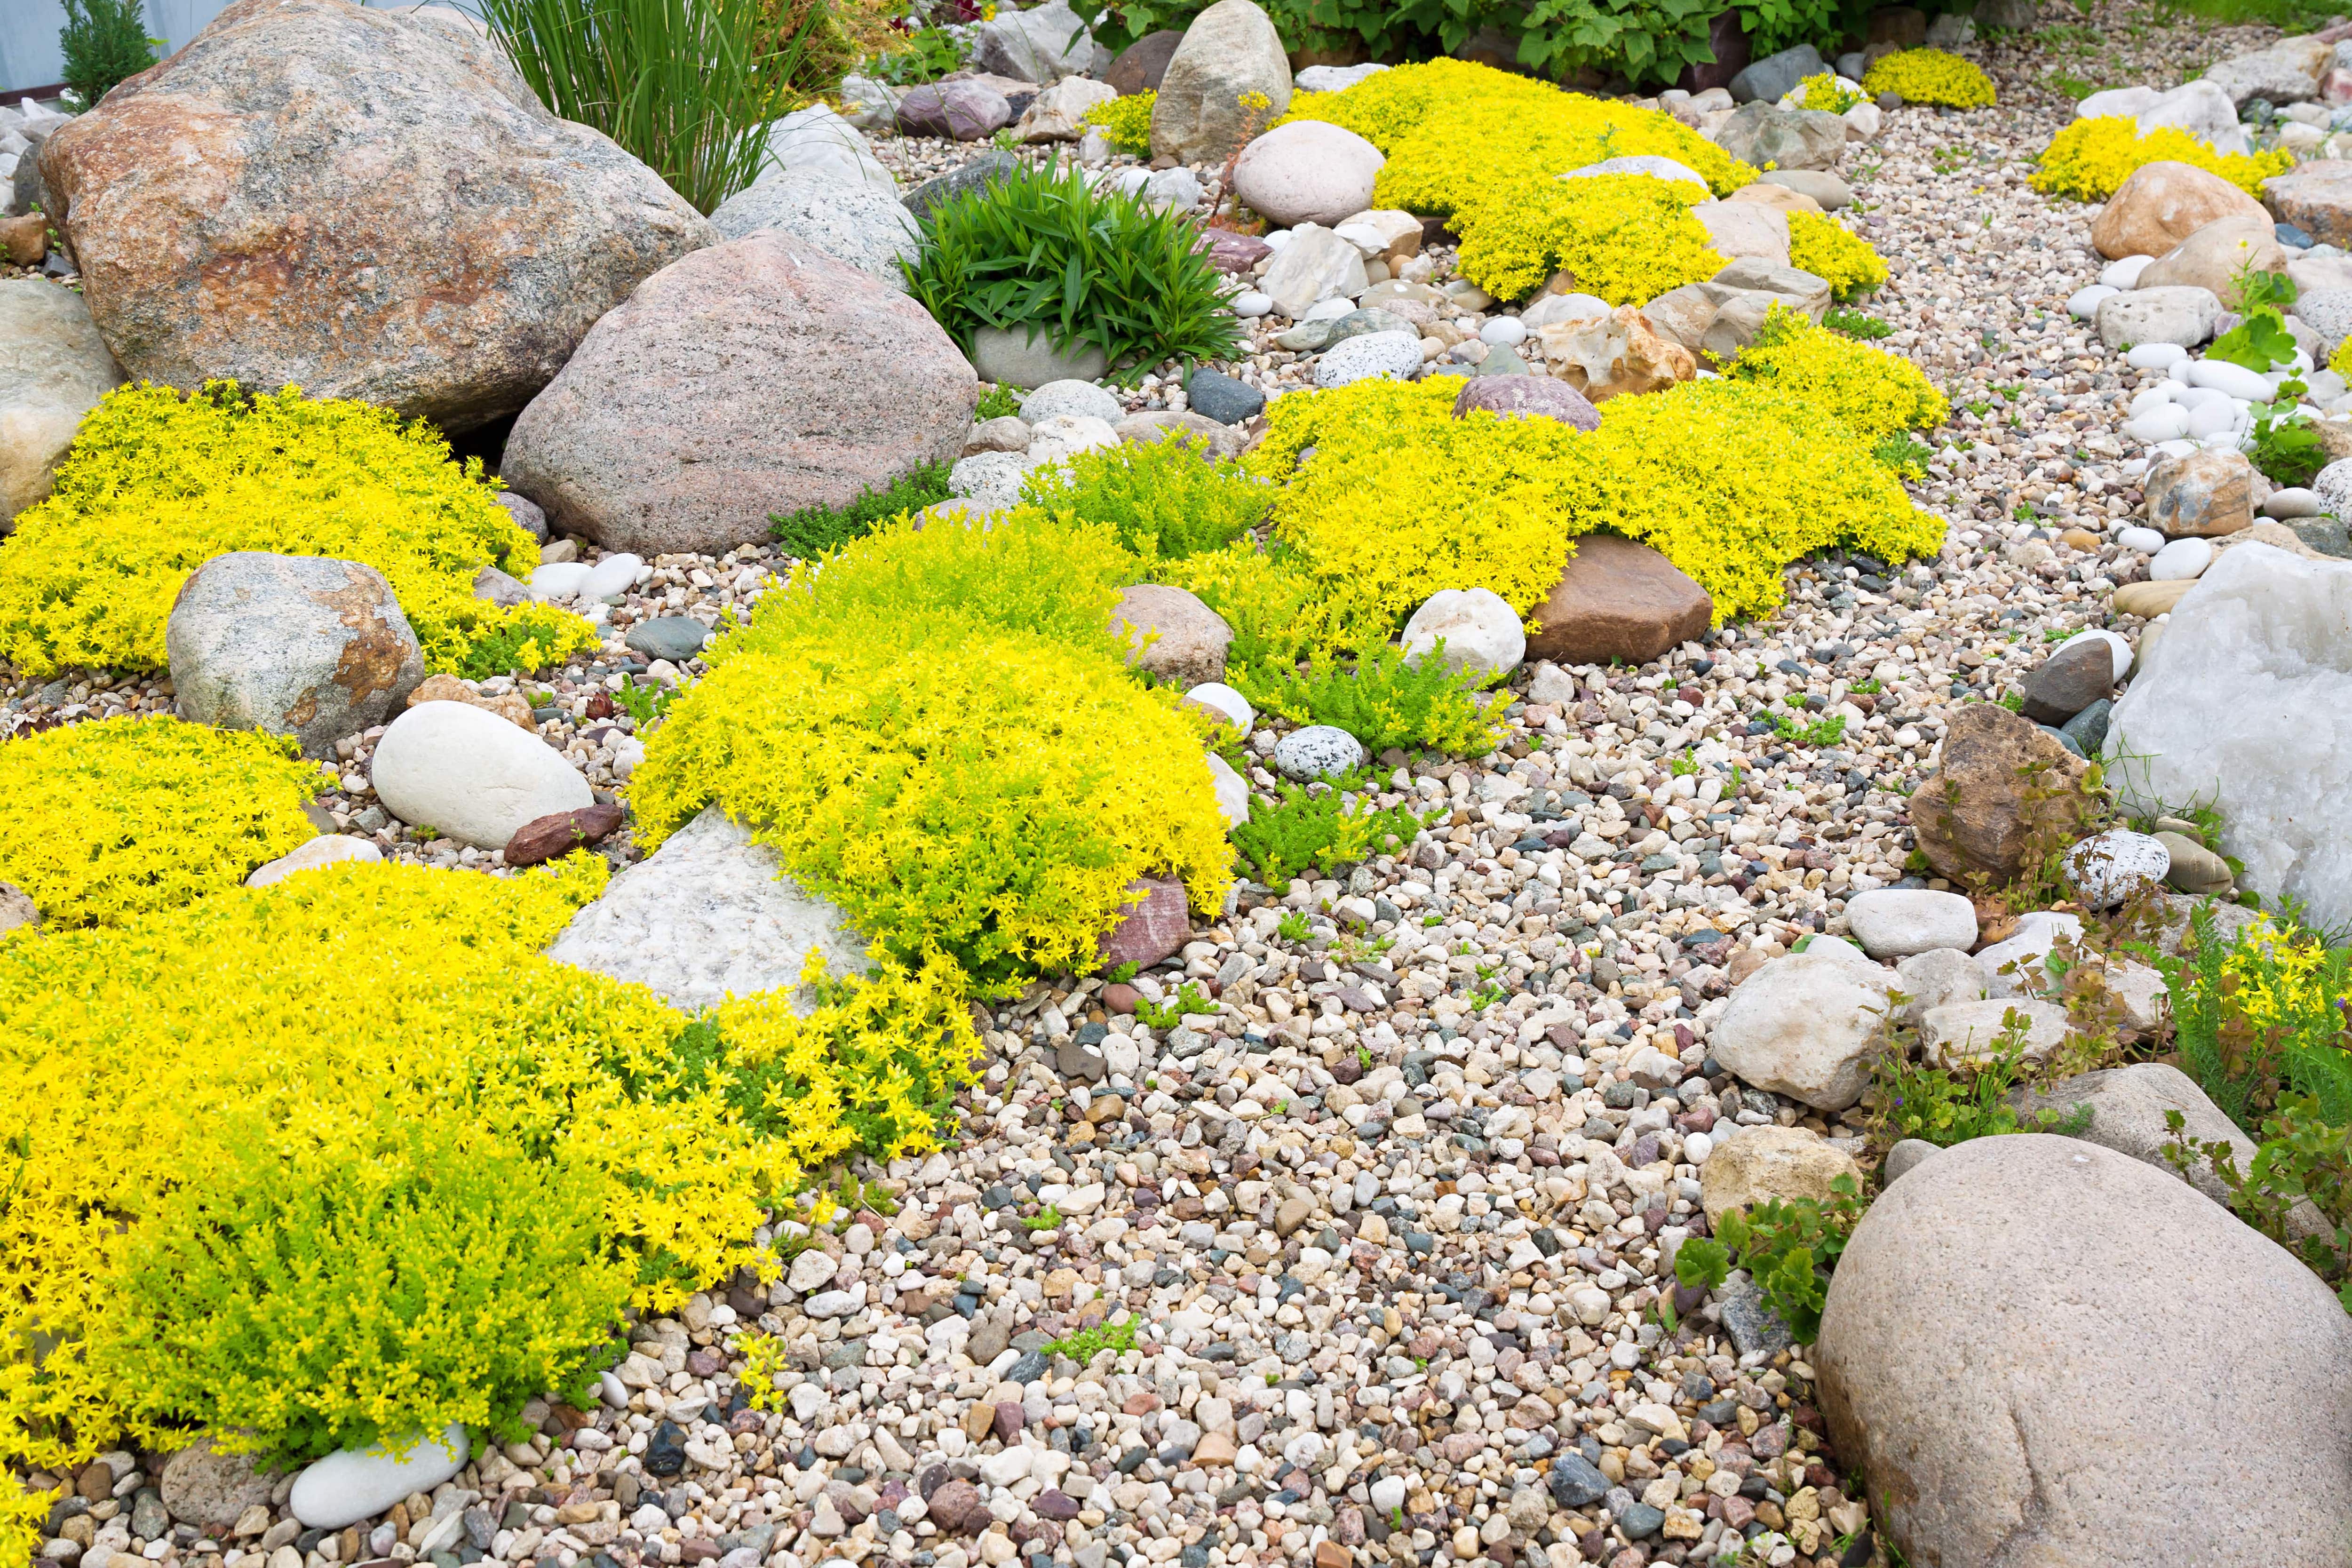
xmin=612 ymin=680 xmax=675 ymax=729
xmin=1825 ymin=306 xmax=1892 ymax=340
xmin=1231 ymin=780 xmax=1437 ymax=887
xmin=770 ymin=460 xmax=953 ymax=558
xmin=1713 ymin=1173 xmax=1867 ymax=1341
xmin=1135 ymin=981 xmax=1215 ymax=1029
xmin=1235 ymin=643 xmax=1499 ymax=756
xmin=1275 ymin=910 xmax=1313 ymax=942
xmin=975 ymin=385 xmax=1022 ymax=421
xmin=1044 ymin=1314 xmax=1140 ymax=1361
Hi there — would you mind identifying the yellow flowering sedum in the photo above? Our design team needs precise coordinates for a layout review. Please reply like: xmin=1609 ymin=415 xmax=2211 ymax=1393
xmin=1727 ymin=306 xmax=1948 ymax=444
xmin=1860 ymin=48 xmax=1996 ymax=108
xmin=2033 ymin=117 xmax=2295 ymax=201
xmin=0 ymin=381 xmax=597 ymax=679
xmin=0 ymin=856 xmax=978 ymax=1495
xmin=1791 ymin=72 xmax=1863 ymax=113
xmin=1279 ymin=60 xmax=1755 ymax=301
xmin=1081 ymin=89 xmax=1154 ymax=153
xmin=2333 ymin=335 xmax=2352 ymax=380
xmin=1787 ymin=208 xmax=1890 ymax=301
xmin=0 ymin=714 xmax=323 ymax=929
xmin=1247 ymin=377 xmax=1943 ymax=631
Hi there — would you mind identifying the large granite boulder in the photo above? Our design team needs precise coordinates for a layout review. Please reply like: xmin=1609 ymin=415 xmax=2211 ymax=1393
xmin=707 ymin=173 xmax=919 ymax=287
xmin=2134 ymin=213 xmax=2288 ymax=299
xmin=501 ymin=233 xmax=976 ymax=557
xmin=1232 ymin=120 xmax=1383 ymax=228
xmin=969 ymin=0 xmax=1097 ymax=83
xmin=1151 ymin=0 xmax=1292 ymax=165
xmin=1817 ymin=1135 xmax=2352 ymax=1568
xmin=2200 ymin=35 xmax=2333 ymax=107
xmin=2106 ymin=541 xmax=2352 ymax=931
xmin=758 ymin=103 xmax=899 ymax=196
xmin=2263 ymin=159 xmax=2352 ymax=250
xmin=167 ymin=553 xmax=426 ymax=759
xmin=37 ymin=0 xmax=712 ymax=434
xmin=1711 ymin=101 xmax=1846 ymax=172
xmin=0 ymin=278 xmax=122 ymax=531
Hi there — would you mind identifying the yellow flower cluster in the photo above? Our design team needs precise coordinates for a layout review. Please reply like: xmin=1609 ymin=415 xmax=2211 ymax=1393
xmin=1246 ymin=376 xmax=1943 ymax=629
xmin=628 ymin=510 xmax=1234 ymax=991
xmin=1279 ymin=60 xmax=1756 ymax=302
xmin=2332 ymin=335 xmax=2352 ymax=379
xmin=0 ymin=382 xmax=597 ymax=679
xmin=1727 ymin=306 xmax=1947 ymax=443
xmin=1453 ymin=172 xmax=1727 ymax=306
xmin=2033 ymin=117 xmax=2295 ymax=201
xmin=1787 ymin=208 xmax=1890 ymax=302
xmin=1081 ymin=89 xmax=1155 ymax=154
xmin=0 ymin=714 xmax=322 ymax=929
xmin=0 ymin=856 xmax=977 ymax=1496
xmin=1859 ymin=48 xmax=1996 ymax=108
xmin=1792 ymin=72 xmax=1863 ymax=113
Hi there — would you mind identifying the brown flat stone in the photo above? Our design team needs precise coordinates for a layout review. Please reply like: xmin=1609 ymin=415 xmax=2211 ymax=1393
xmin=1527 ymin=534 xmax=1712 ymax=667
xmin=1908 ymin=703 xmax=2098 ymax=883
xmin=504 ymin=802 xmax=625 ymax=867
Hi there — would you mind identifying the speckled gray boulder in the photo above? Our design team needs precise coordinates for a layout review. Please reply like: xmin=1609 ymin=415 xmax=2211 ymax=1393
xmin=2063 ymin=828 xmax=2171 ymax=908
xmin=1019 ymin=378 xmax=1124 ymax=425
xmin=545 ymin=805 xmax=867 ymax=1011
xmin=1817 ymin=1134 xmax=2352 ymax=1568
xmin=1273 ymin=724 xmax=1366 ymax=780
xmin=166 ymin=552 xmax=426 ymax=759
xmin=0 ymin=881 xmax=37 ymax=936
xmin=1313 ymin=329 xmax=1422 ymax=389
xmin=949 ymin=451 xmax=1027 ymax=512
xmin=707 ymin=174 xmax=919 ymax=289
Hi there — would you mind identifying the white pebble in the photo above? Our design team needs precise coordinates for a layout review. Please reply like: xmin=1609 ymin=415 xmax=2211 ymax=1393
xmin=1480 ymin=317 xmax=1528 ymax=347
xmin=2185 ymin=359 xmax=2273 ymax=402
xmin=2115 ymin=525 xmax=2167 ymax=555
xmin=2127 ymin=340 xmax=2188 ymax=370
xmin=2149 ymin=537 xmax=2213 ymax=581
xmin=2263 ymin=486 xmax=2324 ymax=518
xmin=1231 ymin=290 xmax=1273 ymax=318
xmin=2122 ymin=405 xmax=2190 ymax=443
xmin=2102 ymin=255 xmax=2155 ymax=290
xmin=2068 ymin=284 xmax=2119 ymax=320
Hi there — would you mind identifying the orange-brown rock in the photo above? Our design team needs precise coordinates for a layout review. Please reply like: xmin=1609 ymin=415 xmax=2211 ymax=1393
xmin=1908 ymin=704 xmax=2098 ymax=883
xmin=1528 ymin=535 xmax=1712 ymax=667
xmin=1534 ymin=305 xmax=1695 ymax=402
xmin=2089 ymin=161 xmax=2269 ymax=261
xmin=407 ymin=672 xmax=535 ymax=732
xmin=37 ymin=0 xmax=712 ymax=433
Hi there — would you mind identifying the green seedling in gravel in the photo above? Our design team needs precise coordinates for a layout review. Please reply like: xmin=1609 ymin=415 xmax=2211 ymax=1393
xmin=1277 ymin=911 xmax=1313 ymax=943
xmin=1824 ymin=307 xmax=1893 ymax=340
xmin=1135 ymin=981 xmax=1214 ymax=1029
xmin=1044 ymin=1315 xmax=1139 ymax=1361
xmin=612 ymin=680 xmax=673 ymax=729
xmin=1024 ymin=1205 xmax=1063 ymax=1232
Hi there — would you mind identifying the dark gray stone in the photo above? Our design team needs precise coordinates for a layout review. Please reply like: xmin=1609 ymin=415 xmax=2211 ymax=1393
xmin=1186 ymin=366 xmax=1264 ymax=425
xmin=904 ymin=151 xmax=1020 ymax=223
xmin=1717 ymin=1272 xmax=1794 ymax=1358
xmin=2020 ymin=637 xmax=2114 ymax=724
xmin=1727 ymin=43 xmax=1824 ymax=104
xmin=626 ymin=616 xmax=711 ymax=662
xmin=1546 ymin=1453 xmax=1608 ymax=1507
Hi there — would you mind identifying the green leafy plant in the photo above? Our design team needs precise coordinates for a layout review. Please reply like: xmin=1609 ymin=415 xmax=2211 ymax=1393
xmin=1022 ymin=438 xmax=1271 ymax=563
xmin=1673 ymin=1235 xmax=1731 ymax=1291
xmin=612 ymin=680 xmax=675 ymax=729
xmin=58 ymin=0 xmax=160 ymax=111
xmin=1733 ymin=0 xmax=1847 ymax=59
xmin=1512 ymin=0 xmax=1722 ymax=89
xmin=1232 ymin=782 xmax=1436 ymax=888
xmin=1760 ymin=706 xmax=1847 ymax=747
xmin=1023 ymin=1204 xmax=1065 ymax=1231
xmin=1105 ymin=960 xmax=1142 ymax=984
xmin=478 ymin=0 xmax=818 ymax=216
xmin=1276 ymin=911 xmax=1314 ymax=942
xmin=867 ymin=23 xmax=966 ymax=83
xmin=2247 ymin=376 xmax=2327 ymax=488
xmin=1825 ymin=307 xmax=1893 ymax=340
xmin=2165 ymin=1097 xmax=2351 ymax=1309
xmin=2157 ymin=904 xmax=2352 ymax=1129
xmin=770 ymin=459 xmax=954 ymax=558
xmin=975 ymin=385 xmax=1023 ymax=421
xmin=901 ymin=160 xmax=1244 ymax=384
xmin=1135 ymin=982 xmax=1215 ymax=1028
xmin=1871 ymin=1021 xmax=2092 ymax=1148
xmin=1236 ymin=644 xmax=1500 ymax=756
xmin=1712 ymin=1173 xmax=1866 ymax=1342
xmin=2207 ymin=305 xmax=2299 ymax=373
xmin=2229 ymin=263 xmax=2298 ymax=316
xmin=1873 ymin=432 xmax=1934 ymax=479
xmin=1044 ymin=1314 xmax=1140 ymax=1361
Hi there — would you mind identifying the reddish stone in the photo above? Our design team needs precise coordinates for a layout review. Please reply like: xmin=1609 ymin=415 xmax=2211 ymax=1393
xmin=1202 ymin=230 xmax=1273 ymax=275
xmin=993 ymin=1401 xmax=1025 ymax=1442
xmin=1451 ymin=375 xmax=1598 ymax=430
xmin=1528 ymin=535 xmax=1712 ymax=667
xmin=504 ymin=802 xmax=625 ymax=867
xmin=1105 ymin=30 xmax=1183 ymax=95
xmin=1102 ymin=982 xmax=1142 ymax=1014
xmin=926 ymin=1479 xmax=988 ymax=1534
xmin=1095 ymin=876 xmax=1191 ymax=969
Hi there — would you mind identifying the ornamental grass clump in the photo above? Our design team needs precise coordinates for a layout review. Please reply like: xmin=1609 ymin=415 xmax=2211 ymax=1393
xmin=628 ymin=512 xmax=1234 ymax=989
xmin=2033 ymin=117 xmax=2294 ymax=201
xmin=0 ymin=715 xmax=323 ymax=929
xmin=0 ymin=381 xmax=596 ymax=679
xmin=1726 ymin=305 xmax=1947 ymax=444
xmin=1787 ymin=208 xmax=1889 ymax=301
xmin=1279 ymin=60 xmax=1756 ymax=302
xmin=0 ymin=857 xmax=978 ymax=1509
xmin=901 ymin=159 xmax=1243 ymax=382
xmin=1859 ymin=48 xmax=1995 ymax=108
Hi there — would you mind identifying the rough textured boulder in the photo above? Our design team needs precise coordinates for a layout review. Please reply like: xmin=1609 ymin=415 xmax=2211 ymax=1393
xmin=167 ymin=553 xmax=426 ymax=759
xmin=1711 ymin=102 xmax=1846 ymax=172
xmin=897 ymin=80 xmax=1012 ymax=141
xmin=1112 ymin=585 xmax=1232 ymax=685
xmin=1151 ymin=0 xmax=1292 ymax=165
xmin=545 ymin=805 xmax=866 ymax=1010
xmin=759 ymin=104 xmax=898 ymax=196
xmin=161 ymin=1438 xmax=275 ymax=1529
xmin=1817 ymin=1135 xmax=2352 ymax=1568
xmin=2094 ymin=283 xmax=2222 ymax=349
xmin=2201 ymin=35 xmax=2332 ymax=107
xmin=1699 ymin=1125 xmax=1861 ymax=1226
xmin=2146 ymin=447 xmax=2257 ymax=537
xmin=501 ymin=234 xmax=976 ymax=557
xmin=1909 ymin=702 xmax=2098 ymax=883
xmin=1688 ymin=201 xmax=1791 ymax=266
xmin=1018 ymin=76 xmax=1119 ymax=142
xmin=707 ymin=174 xmax=918 ymax=287
xmin=1534 ymin=307 xmax=1695 ymax=400
xmin=2263 ymin=159 xmax=2352 ymax=249
xmin=1097 ymin=876 xmax=1193 ymax=968
xmin=1400 ymin=588 xmax=1525 ymax=679
xmin=1258 ymin=225 xmax=1368 ymax=318
xmin=2090 ymin=161 xmax=2268 ymax=260
xmin=1706 ymin=948 xmax=1897 ymax=1111
xmin=2107 ymin=542 xmax=2352 ymax=929
xmin=1451 ymin=375 xmax=1598 ymax=428
xmin=1527 ymin=535 xmax=1710 ymax=665
xmin=2135 ymin=213 xmax=2286 ymax=300
xmin=2078 ymin=79 xmax=2247 ymax=156
xmin=37 ymin=0 xmax=712 ymax=434
xmin=969 ymin=0 xmax=1096 ymax=83
xmin=2010 ymin=1062 xmax=2258 ymax=1213
xmin=0 ymin=279 xmax=122 ymax=531
xmin=1232 ymin=121 xmax=1383 ymax=228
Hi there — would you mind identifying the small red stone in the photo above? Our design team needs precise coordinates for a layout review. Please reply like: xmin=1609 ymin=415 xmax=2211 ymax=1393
xmin=505 ymin=802 xmax=626 ymax=867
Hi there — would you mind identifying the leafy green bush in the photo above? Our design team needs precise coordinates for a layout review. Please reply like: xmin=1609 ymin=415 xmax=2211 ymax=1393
xmin=2158 ymin=904 xmax=2352 ymax=1129
xmin=1021 ymin=438 xmax=1270 ymax=563
xmin=103 ymin=1116 xmax=628 ymax=1465
xmin=58 ymin=0 xmax=159 ymax=111
xmin=1235 ymin=644 xmax=1499 ymax=756
xmin=1712 ymin=1173 xmax=1866 ymax=1341
xmin=2165 ymin=1096 xmax=2351 ymax=1310
xmin=1871 ymin=1021 xmax=2090 ymax=1148
xmin=1231 ymin=780 xmax=1433 ymax=886
xmin=770 ymin=459 xmax=953 ymax=558
xmin=1825 ymin=307 xmax=1893 ymax=340
xmin=901 ymin=161 xmax=1243 ymax=383
xmin=1513 ymin=0 xmax=1720 ymax=88
xmin=479 ymin=0 xmax=820 ymax=215
xmin=1736 ymin=0 xmax=1849 ymax=59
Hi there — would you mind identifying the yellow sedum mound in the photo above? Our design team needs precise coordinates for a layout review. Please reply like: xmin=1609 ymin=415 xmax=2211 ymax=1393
xmin=1860 ymin=48 xmax=1996 ymax=108
xmin=0 ymin=855 xmax=977 ymax=1514
xmin=1726 ymin=307 xmax=1947 ymax=444
xmin=1081 ymin=89 xmax=1154 ymax=153
xmin=1787 ymin=208 xmax=1890 ymax=301
xmin=1247 ymin=377 xmax=1942 ymax=632
xmin=0 ymin=382 xmax=597 ymax=679
xmin=1281 ymin=60 xmax=1756 ymax=302
xmin=628 ymin=512 xmax=1234 ymax=990
xmin=0 ymin=714 xmax=323 ymax=929
xmin=2033 ymin=117 xmax=2295 ymax=201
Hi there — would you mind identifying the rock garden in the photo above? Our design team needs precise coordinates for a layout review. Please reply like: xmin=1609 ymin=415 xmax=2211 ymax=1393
xmin=6 ymin=0 xmax=2352 ymax=1565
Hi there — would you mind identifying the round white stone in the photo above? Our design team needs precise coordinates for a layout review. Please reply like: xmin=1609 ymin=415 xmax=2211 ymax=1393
xmin=2125 ymin=341 xmax=2187 ymax=370
xmin=2263 ymin=486 xmax=2324 ymax=518
xmin=289 ymin=1423 xmax=468 ymax=1530
xmin=1843 ymin=888 xmax=1979 ymax=958
xmin=1400 ymin=586 xmax=1526 ymax=679
xmin=1019 ymin=378 xmax=1123 ymax=426
xmin=2064 ymin=830 xmax=2173 ymax=910
xmin=246 ymin=834 xmax=383 ymax=888
xmin=1231 ymin=290 xmax=1273 ymax=318
xmin=2122 ymin=405 xmax=2190 ymax=443
xmin=2101 ymin=255 xmax=2154 ymax=290
xmin=369 ymin=700 xmax=593 ymax=851
xmin=2116 ymin=524 xmax=2168 ymax=556
xmin=1184 ymin=681 xmax=1255 ymax=736
xmin=1313 ymin=329 xmax=1423 ymax=390
xmin=529 ymin=562 xmax=592 ymax=600
xmin=1480 ymin=317 xmax=1529 ymax=347
xmin=2149 ymin=537 xmax=2213 ymax=581
xmin=580 ymin=552 xmax=644 ymax=602
xmin=2185 ymin=358 xmax=2273 ymax=402
xmin=2068 ymin=284 xmax=2119 ymax=321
